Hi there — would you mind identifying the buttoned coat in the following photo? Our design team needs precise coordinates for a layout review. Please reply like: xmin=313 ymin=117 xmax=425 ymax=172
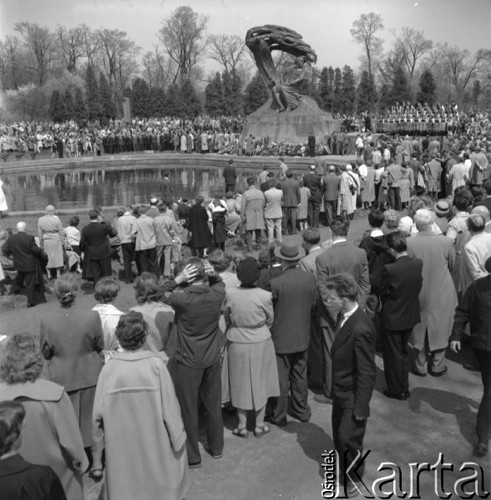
xmin=80 ymin=221 xmax=116 ymax=260
xmin=407 ymin=231 xmax=458 ymax=351
xmin=331 ymin=307 xmax=377 ymax=418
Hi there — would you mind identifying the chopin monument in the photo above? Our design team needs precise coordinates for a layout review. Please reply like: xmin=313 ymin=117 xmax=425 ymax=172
xmin=242 ymin=25 xmax=340 ymax=144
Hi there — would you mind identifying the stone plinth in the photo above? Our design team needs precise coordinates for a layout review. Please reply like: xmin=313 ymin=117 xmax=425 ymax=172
xmin=241 ymin=96 xmax=341 ymax=144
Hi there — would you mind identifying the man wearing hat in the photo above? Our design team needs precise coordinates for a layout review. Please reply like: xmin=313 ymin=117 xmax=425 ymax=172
xmin=223 ymin=159 xmax=237 ymax=193
xmin=267 ymin=242 xmax=316 ymax=426
xmin=303 ymin=165 xmax=324 ymax=228
xmin=434 ymin=200 xmax=450 ymax=235
xmin=451 ymin=256 xmax=491 ymax=457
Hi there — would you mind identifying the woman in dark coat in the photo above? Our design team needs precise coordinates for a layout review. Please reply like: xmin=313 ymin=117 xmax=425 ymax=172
xmin=40 ymin=274 xmax=104 ymax=480
xmin=187 ymin=196 xmax=212 ymax=257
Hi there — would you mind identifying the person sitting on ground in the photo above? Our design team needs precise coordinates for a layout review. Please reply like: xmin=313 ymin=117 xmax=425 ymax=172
xmin=0 ymin=400 xmax=68 ymax=500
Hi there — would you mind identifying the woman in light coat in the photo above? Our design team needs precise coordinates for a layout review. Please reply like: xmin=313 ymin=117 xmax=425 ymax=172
xmin=93 ymin=311 xmax=189 ymax=500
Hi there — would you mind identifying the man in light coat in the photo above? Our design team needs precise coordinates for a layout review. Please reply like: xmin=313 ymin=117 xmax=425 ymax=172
xmin=407 ymin=209 xmax=457 ymax=376
xmin=241 ymin=177 xmax=265 ymax=250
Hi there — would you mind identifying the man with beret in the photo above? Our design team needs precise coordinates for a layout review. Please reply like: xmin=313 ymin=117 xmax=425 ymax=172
xmin=451 ymin=256 xmax=491 ymax=457
xmin=267 ymin=242 xmax=316 ymax=426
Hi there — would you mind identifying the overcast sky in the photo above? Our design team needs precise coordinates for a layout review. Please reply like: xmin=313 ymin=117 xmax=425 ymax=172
xmin=1 ymin=0 xmax=490 ymax=73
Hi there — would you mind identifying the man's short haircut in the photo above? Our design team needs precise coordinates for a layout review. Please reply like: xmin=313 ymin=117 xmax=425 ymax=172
xmin=88 ymin=209 xmax=99 ymax=220
xmin=267 ymin=172 xmax=275 ymax=178
xmin=138 ymin=205 xmax=148 ymax=215
xmin=483 ymin=179 xmax=491 ymax=195
xmin=385 ymin=230 xmax=407 ymax=253
xmin=302 ymin=228 xmax=321 ymax=246
xmin=324 ymin=273 xmax=358 ymax=301
xmin=186 ymin=256 xmax=206 ymax=281
xmin=330 ymin=217 xmax=349 ymax=237
xmin=247 ymin=177 xmax=256 ymax=186
xmin=286 ymin=171 xmax=293 ymax=178
xmin=368 ymin=209 xmax=385 ymax=228
xmin=467 ymin=214 xmax=485 ymax=232
xmin=195 ymin=195 xmax=204 ymax=205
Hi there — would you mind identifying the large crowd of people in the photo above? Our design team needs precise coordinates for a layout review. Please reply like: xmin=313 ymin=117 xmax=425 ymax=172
xmin=0 ymin=110 xmax=491 ymax=499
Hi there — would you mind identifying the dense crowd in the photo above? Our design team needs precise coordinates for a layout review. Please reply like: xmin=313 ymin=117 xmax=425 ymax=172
xmin=1 ymin=114 xmax=491 ymax=499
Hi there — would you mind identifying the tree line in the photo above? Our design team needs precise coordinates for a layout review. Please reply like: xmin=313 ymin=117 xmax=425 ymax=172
xmin=1 ymin=7 xmax=490 ymax=122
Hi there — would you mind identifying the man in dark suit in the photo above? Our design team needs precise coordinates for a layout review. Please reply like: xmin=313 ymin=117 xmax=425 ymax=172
xmin=80 ymin=209 xmax=117 ymax=284
xmin=281 ymin=171 xmax=300 ymax=234
xmin=324 ymin=273 xmax=376 ymax=498
xmin=315 ymin=218 xmax=370 ymax=404
xmin=222 ymin=159 xmax=237 ymax=193
xmin=323 ymin=166 xmax=341 ymax=226
xmin=303 ymin=165 xmax=324 ymax=228
xmin=2 ymin=221 xmax=44 ymax=307
xmin=268 ymin=242 xmax=316 ymax=426
xmin=379 ymin=231 xmax=423 ymax=400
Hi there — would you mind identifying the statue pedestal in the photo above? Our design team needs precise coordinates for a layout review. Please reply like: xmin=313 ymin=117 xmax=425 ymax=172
xmin=241 ymin=97 xmax=341 ymax=144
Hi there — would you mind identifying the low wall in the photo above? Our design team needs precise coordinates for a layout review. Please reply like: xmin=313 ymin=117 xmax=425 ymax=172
xmin=0 ymin=151 xmax=354 ymax=176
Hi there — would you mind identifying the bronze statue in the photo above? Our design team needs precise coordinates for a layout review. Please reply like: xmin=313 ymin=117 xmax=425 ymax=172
xmin=246 ymin=25 xmax=317 ymax=112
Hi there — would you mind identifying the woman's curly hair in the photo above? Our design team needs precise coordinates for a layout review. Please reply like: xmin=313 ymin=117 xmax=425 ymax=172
xmin=115 ymin=311 xmax=148 ymax=351
xmin=0 ymin=333 xmax=44 ymax=384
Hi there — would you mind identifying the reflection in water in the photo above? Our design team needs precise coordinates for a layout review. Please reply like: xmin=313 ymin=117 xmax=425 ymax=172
xmin=3 ymin=166 xmax=258 ymax=212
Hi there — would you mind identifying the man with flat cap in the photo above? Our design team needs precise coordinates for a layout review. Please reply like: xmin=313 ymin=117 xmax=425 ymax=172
xmin=267 ymin=242 xmax=316 ymax=426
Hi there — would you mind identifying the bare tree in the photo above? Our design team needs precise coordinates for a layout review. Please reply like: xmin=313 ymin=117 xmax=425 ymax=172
xmin=96 ymin=28 xmax=140 ymax=97
xmin=14 ymin=22 xmax=57 ymax=86
xmin=432 ymin=43 xmax=487 ymax=103
xmin=57 ymin=25 xmax=86 ymax=73
xmin=393 ymin=27 xmax=433 ymax=86
xmin=0 ymin=36 xmax=24 ymax=89
xmin=208 ymin=34 xmax=246 ymax=73
xmin=80 ymin=24 xmax=99 ymax=67
xmin=142 ymin=45 xmax=174 ymax=88
xmin=350 ymin=12 xmax=384 ymax=81
xmin=159 ymin=6 xmax=208 ymax=82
